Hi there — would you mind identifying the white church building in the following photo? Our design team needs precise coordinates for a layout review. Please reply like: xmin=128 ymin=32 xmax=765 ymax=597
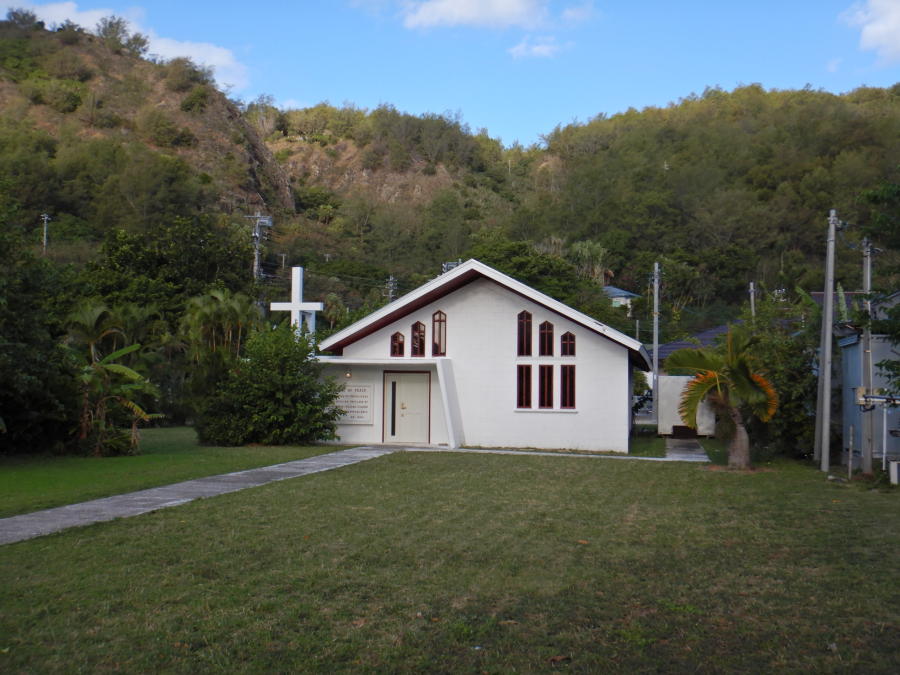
xmin=311 ymin=259 xmax=651 ymax=453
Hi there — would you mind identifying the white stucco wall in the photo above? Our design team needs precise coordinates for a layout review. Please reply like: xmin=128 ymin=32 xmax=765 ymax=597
xmin=322 ymin=362 xmax=449 ymax=446
xmin=328 ymin=278 xmax=635 ymax=452
xmin=658 ymin=375 xmax=715 ymax=436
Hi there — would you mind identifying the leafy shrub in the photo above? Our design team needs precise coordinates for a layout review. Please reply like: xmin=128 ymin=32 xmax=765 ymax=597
xmin=180 ymin=84 xmax=211 ymax=112
xmin=95 ymin=15 xmax=148 ymax=55
xmin=137 ymin=108 xmax=197 ymax=147
xmin=5 ymin=8 xmax=42 ymax=30
xmin=0 ymin=35 xmax=39 ymax=81
xmin=47 ymin=52 xmax=92 ymax=82
xmin=56 ymin=19 xmax=85 ymax=45
xmin=165 ymin=57 xmax=213 ymax=92
xmin=195 ymin=323 xmax=343 ymax=446
xmin=21 ymin=77 xmax=85 ymax=112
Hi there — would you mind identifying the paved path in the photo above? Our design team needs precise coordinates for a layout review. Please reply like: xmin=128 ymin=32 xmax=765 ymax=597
xmin=0 ymin=441 xmax=709 ymax=546
xmin=665 ymin=437 xmax=710 ymax=462
xmin=0 ymin=447 xmax=395 ymax=546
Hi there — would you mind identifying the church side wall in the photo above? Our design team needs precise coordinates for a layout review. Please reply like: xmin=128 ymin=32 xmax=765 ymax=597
xmin=339 ymin=278 xmax=632 ymax=452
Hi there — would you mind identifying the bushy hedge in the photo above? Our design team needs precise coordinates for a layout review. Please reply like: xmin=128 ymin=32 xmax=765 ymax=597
xmin=195 ymin=323 xmax=343 ymax=446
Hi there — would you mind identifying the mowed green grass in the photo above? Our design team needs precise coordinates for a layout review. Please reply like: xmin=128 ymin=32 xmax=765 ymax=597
xmin=0 ymin=428 xmax=340 ymax=518
xmin=2 ymin=452 xmax=898 ymax=672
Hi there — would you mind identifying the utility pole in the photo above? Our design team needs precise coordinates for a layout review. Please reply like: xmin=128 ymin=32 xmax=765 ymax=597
xmin=244 ymin=212 xmax=272 ymax=281
xmin=384 ymin=275 xmax=397 ymax=303
xmin=40 ymin=213 xmax=50 ymax=256
xmin=749 ymin=281 xmax=756 ymax=319
xmin=815 ymin=210 xmax=838 ymax=472
xmin=861 ymin=237 xmax=874 ymax=474
xmin=652 ymin=261 xmax=660 ymax=426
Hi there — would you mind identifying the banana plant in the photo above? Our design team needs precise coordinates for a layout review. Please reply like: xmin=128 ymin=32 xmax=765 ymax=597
xmin=78 ymin=343 xmax=161 ymax=456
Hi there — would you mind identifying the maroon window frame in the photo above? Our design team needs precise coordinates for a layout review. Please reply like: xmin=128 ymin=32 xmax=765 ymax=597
xmin=539 ymin=321 xmax=554 ymax=356
xmin=561 ymin=365 xmax=576 ymax=408
xmin=517 ymin=311 xmax=532 ymax=356
xmin=411 ymin=321 xmax=425 ymax=357
xmin=561 ymin=331 xmax=576 ymax=356
xmin=539 ymin=365 xmax=553 ymax=408
xmin=517 ymin=364 xmax=532 ymax=408
xmin=390 ymin=332 xmax=404 ymax=357
xmin=432 ymin=310 xmax=446 ymax=356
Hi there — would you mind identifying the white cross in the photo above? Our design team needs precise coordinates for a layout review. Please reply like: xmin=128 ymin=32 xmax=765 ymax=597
xmin=270 ymin=267 xmax=324 ymax=334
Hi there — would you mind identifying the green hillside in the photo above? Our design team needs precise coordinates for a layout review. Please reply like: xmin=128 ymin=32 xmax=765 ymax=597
xmin=3 ymin=14 xmax=899 ymax=326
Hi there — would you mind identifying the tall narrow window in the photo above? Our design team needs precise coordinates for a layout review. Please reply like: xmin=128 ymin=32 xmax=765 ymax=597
xmin=539 ymin=321 xmax=554 ymax=356
xmin=561 ymin=365 xmax=576 ymax=408
xmin=539 ymin=365 xmax=554 ymax=408
xmin=432 ymin=310 xmax=446 ymax=356
xmin=517 ymin=311 xmax=532 ymax=356
xmin=517 ymin=364 xmax=532 ymax=408
xmin=561 ymin=332 xmax=576 ymax=356
xmin=411 ymin=321 xmax=425 ymax=357
xmin=390 ymin=332 xmax=405 ymax=357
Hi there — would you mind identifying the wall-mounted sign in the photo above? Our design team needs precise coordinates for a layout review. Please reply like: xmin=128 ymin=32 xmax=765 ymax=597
xmin=336 ymin=384 xmax=374 ymax=424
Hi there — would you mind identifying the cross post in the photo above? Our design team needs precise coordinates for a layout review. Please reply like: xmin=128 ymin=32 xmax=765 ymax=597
xmin=270 ymin=267 xmax=324 ymax=336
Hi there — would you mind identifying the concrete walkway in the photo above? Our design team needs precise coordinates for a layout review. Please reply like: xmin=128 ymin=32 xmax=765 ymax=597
xmin=665 ymin=437 xmax=710 ymax=462
xmin=0 ymin=447 xmax=395 ymax=546
xmin=0 ymin=442 xmax=709 ymax=546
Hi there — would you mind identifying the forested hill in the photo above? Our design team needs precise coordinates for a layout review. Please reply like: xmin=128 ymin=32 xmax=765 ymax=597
xmin=2 ymin=14 xmax=900 ymax=336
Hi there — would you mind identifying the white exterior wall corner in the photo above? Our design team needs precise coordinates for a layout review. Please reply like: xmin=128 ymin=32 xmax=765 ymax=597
xmin=325 ymin=277 xmax=635 ymax=453
xmin=658 ymin=375 xmax=715 ymax=436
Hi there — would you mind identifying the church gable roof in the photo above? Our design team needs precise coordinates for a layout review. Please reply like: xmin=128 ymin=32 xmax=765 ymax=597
xmin=319 ymin=259 xmax=651 ymax=369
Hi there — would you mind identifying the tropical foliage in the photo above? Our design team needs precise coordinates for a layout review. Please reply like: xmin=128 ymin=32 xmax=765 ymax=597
xmin=195 ymin=323 xmax=343 ymax=446
xmin=0 ymin=228 xmax=78 ymax=454
xmin=65 ymin=302 xmax=160 ymax=456
xmin=666 ymin=326 xmax=779 ymax=469
xmin=2 ymin=12 xmax=899 ymax=457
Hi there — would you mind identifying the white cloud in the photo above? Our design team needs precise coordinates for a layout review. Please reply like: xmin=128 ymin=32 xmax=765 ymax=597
xmin=843 ymin=0 xmax=900 ymax=64
xmin=508 ymin=35 xmax=562 ymax=59
xmin=561 ymin=1 xmax=594 ymax=24
xmin=827 ymin=57 xmax=842 ymax=73
xmin=401 ymin=0 xmax=548 ymax=29
xmin=0 ymin=1 xmax=249 ymax=90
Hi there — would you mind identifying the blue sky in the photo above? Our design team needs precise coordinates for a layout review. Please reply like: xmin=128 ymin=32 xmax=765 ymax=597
xmin=4 ymin=1 xmax=900 ymax=146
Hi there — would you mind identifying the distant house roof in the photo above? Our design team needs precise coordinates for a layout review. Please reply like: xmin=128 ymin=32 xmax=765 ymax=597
xmin=319 ymin=258 xmax=652 ymax=370
xmin=809 ymin=290 xmax=900 ymax=321
xmin=648 ymin=324 xmax=735 ymax=367
xmin=603 ymin=286 xmax=640 ymax=300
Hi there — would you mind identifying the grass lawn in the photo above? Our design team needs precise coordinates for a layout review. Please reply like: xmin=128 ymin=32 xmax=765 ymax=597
xmin=629 ymin=424 xmax=666 ymax=457
xmin=1 ymin=452 xmax=897 ymax=672
xmin=0 ymin=427 xmax=340 ymax=518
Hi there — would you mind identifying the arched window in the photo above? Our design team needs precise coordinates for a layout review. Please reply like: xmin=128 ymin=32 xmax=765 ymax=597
xmin=390 ymin=332 xmax=404 ymax=357
xmin=517 ymin=311 xmax=532 ymax=356
xmin=539 ymin=321 xmax=554 ymax=356
xmin=432 ymin=310 xmax=446 ymax=356
xmin=561 ymin=332 xmax=576 ymax=356
xmin=411 ymin=321 xmax=425 ymax=357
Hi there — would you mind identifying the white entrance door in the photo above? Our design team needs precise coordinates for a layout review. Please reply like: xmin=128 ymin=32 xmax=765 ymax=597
xmin=384 ymin=372 xmax=430 ymax=443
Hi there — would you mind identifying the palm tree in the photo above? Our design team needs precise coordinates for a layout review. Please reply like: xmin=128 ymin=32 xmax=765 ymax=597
xmin=65 ymin=301 xmax=123 ymax=363
xmin=665 ymin=326 xmax=778 ymax=470
xmin=180 ymin=288 xmax=261 ymax=361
